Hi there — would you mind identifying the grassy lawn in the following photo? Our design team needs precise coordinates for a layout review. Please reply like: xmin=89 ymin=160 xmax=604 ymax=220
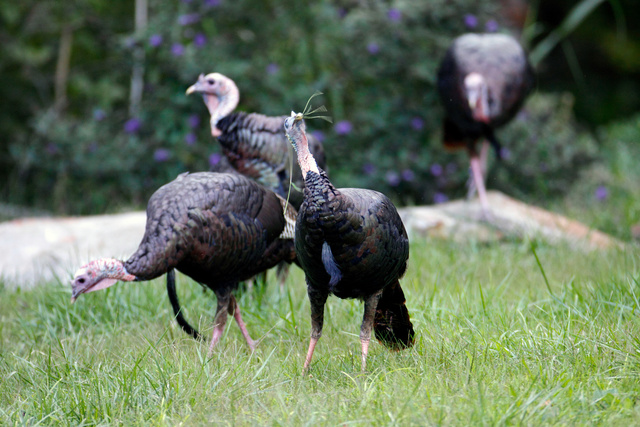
xmin=1 ymin=238 xmax=639 ymax=425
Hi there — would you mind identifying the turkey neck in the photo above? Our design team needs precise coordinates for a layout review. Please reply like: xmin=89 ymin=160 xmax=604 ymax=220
xmin=293 ymin=130 xmax=319 ymax=179
xmin=211 ymin=81 xmax=240 ymax=130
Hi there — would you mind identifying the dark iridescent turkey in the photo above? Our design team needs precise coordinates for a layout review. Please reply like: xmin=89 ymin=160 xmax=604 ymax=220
xmin=437 ymin=33 xmax=534 ymax=214
xmin=186 ymin=72 xmax=327 ymax=210
xmin=71 ymin=172 xmax=297 ymax=353
xmin=284 ymin=112 xmax=415 ymax=372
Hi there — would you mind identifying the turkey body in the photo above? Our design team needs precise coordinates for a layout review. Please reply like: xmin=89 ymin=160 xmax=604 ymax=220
xmin=129 ymin=172 xmax=294 ymax=287
xmin=296 ymin=171 xmax=409 ymax=300
xmin=437 ymin=33 xmax=534 ymax=147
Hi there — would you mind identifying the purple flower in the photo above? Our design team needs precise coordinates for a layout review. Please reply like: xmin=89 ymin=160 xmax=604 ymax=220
xmin=539 ymin=162 xmax=548 ymax=172
xmin=178 ymin=13 xmax=200 ymax=26
xmin=430 ymin=163 xmax=443 ymax=177
xmin=595 ymin=185 xmax=608 ymax=201
xmin=209 ymin=153 xmax=222 ymax=167
xmin=401 ymin=169 xmax=415 ymax=182
xmin=185 ymin=132 xmax=197 ymax=146
xmin=363 ymin=163 xmax=376 ymax=176
xmin=410 ymin=117 xmax=424 ymax=130
xmin=93 ymin=108 xmax=106 ymax=121
xmin=171 ymin=43 xmax=185 ymax=57
xmin=386 ymin=171 xmax=401 ymax=187
xmin=337 ymin=7 xmax=347 ymax=19
xmin=433 ymin=192 xmax=449 ymax=204
xmin=367 ymin=42 xmax=380 ymax=55
xmin=124 ymin=118 xmax=141 ymax=134
xmin=154 ymin=148 xmax=171 ymax=162
xmin=266 ymin=63 xmax=279 ymax=75
xmin=149 ymin=34 xmax=163 ymax=48
xmin=485 ymin=19 xmax=499 ymax=32
xmin=193 ymin=33 xmax=207 ymax=48
xmin=387 ymin=8 xmax=402 ymax=22
xmin=464 ymin=14 xmax=478 ymax=29
xmin=88 ymin=141 xmax=98 ymax=153
xmin=311 ymin=130 xmax=325 ymax=143
xmin=204 ymin=0 xmax=221 ymax=8
xmin=334 ymin=120 xmax=352 ymax=135
xmin=188 ymin=114 xmax=200 ymax=129
xmin=500 ymin=147 xmax=511 ymax=160
xmin=45 ymin=143 xmax=59 ymax=155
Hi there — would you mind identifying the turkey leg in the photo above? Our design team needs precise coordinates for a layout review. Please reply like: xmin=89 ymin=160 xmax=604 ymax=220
xmin=467 ymin=141 xmax=489 ymax=199
xmin=468 ymin=142 xmax=491 ymax=217
xmin=230 ymin=295 xmax=257 ymax=351
xmin=360 ymin=291 xmax=382 ymax=371
xmin=303 ymin=286 xmax=328 ymax=373
xmin=208 ymin=292 xmax=231 ymax=356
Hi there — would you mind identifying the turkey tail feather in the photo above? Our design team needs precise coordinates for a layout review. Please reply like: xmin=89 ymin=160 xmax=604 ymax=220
xmin=374 ymin=280 xmax=415 ymax=350
xmin=167 ymin=270 xmax=203 ymax=341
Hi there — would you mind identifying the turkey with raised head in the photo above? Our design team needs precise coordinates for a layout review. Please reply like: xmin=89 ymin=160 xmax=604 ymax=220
xmin=283 ymin=111 xmax=415 ymax=372
xmin=71 ymin=172 xmax=297 ymax=354
xmin=186 ymin=72 xmax=327 ymax=210
xmin=437 ymin=33 xmax=534 ymax=216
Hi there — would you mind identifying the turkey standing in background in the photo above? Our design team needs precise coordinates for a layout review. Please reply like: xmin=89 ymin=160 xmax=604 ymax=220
xmin=437 ymin=33 xmax=534 ymax=216
xmin=186 ymin=72 xmax=327 ymax=210
xmin=284 ymin=111 xmax=415 ymax=372
xmin=71 ymin=172 xmax=297 ymax=354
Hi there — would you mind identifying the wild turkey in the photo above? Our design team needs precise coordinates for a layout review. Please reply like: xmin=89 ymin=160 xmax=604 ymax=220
xmin=283 ymin=111 xmax=415 ymax=372
xmin=70 ymin=172 xmax=297 ymax=354
xmin=186 ymin=72 xmax=327 ymax=210
xmin=437 ymin=33 xmax=534 ymax=215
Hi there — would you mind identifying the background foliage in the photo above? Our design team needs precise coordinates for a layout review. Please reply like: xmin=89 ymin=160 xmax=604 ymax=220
xmin=0 ymin=0 xmax=638 ymax=236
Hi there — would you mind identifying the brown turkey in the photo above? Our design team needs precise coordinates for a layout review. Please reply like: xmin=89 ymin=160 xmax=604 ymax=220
xmin=284 ymin=111 xmax=415 ymax=372
xmin=437 ymin=33 xmax=534 ymax=216
xmin=70 ymin=172 xmax=297 ymax=354
xmin=186 ymin=72 xmax=327 ymax=210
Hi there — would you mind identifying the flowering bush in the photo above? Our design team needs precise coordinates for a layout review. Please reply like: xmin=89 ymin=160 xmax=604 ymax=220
xmin=0 ymin=0 xmax=616 ymax=214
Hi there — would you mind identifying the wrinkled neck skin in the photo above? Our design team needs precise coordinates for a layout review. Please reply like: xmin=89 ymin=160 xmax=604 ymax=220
xmin=209 ymin=83 xmax=240 ymax=137
xmin=288 ymin=126 xmax=319 ymax=179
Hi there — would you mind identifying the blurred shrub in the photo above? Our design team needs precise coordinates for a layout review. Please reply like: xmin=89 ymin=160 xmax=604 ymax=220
xmin=553 ymin=113 xmax=640 ymax=239
xmin=0 ymin=0 xmax=614 ymax=215
xmin=489 ymin=92 xmax=599 ymax=202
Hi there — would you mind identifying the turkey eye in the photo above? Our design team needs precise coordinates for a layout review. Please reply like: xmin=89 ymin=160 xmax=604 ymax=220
xmin=78 ymin=278 xmax=85 ymax=284
xmin=207 ymin=79 xmax=216 ymax=85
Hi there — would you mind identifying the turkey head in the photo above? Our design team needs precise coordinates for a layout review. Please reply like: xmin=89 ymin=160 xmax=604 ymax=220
xmin=186 ymin=72 xmax=239 ymax=137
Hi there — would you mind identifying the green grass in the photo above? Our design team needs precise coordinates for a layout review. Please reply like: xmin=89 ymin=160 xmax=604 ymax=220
xmin=1 ymin=239 xmax=640 ymax=425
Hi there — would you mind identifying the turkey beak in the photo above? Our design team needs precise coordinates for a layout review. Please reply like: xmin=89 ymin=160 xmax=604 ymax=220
xmin=70 ymin=284 xmax=79 ymax=304
xmin=186 ymin=74 xmax=206 ymax=95
xmin=70 ymin=279 xmax=76 ymax=303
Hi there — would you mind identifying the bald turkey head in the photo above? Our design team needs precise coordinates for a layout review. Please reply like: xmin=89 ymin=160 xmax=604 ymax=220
xmin=70 ymin=258 xmax=135 ymax=303
xmin=464 ymin=72 xmax=490 ymax=123
xmin=283 ymin=111 xmax=306 ymax=151
xmin=186 ymin=72 xmax=240 ymax=137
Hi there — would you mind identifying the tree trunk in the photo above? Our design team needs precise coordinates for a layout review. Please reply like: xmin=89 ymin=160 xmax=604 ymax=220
xmin=129 ymin=0 xmax=148 ymax=115
xmin=54 ymin=25 xmax=73 ymax=113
